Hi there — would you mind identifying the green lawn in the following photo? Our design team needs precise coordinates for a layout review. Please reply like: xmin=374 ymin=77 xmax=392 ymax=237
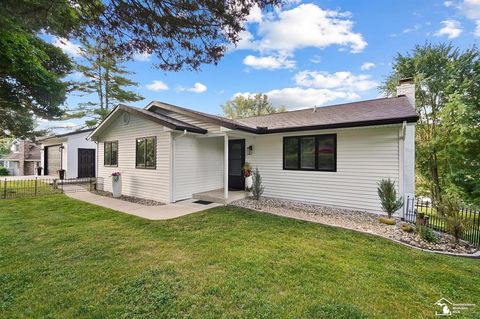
xmin=1 ymin=195 xmax=479 ymax=319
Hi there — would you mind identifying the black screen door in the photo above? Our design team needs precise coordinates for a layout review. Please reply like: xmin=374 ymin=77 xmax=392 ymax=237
xmin=228 ymin=139 xmax=245 ymax=190
xmin=78 ymin=148 xmax=96 ymax=178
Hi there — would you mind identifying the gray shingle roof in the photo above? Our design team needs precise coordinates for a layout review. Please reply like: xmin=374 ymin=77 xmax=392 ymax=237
xmin=235 ymin=96 xmax=417 ymax=132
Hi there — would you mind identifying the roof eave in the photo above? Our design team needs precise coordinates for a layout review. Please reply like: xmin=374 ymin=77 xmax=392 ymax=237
xmin=262 ymin=116 xmax=418 ymax=134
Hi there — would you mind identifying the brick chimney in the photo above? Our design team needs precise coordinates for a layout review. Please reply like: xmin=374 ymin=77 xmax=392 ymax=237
xmin=396 ymin=78 xmax=415 ymax=109
xmin=18 ymin=140 xmax=27 ymax=175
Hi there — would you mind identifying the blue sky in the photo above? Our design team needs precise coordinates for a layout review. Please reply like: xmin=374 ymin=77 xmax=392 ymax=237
xmin=43 ymin=0 xmax=480 ymax=133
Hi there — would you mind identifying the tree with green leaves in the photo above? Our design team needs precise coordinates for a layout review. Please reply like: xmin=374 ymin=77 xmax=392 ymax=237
xmin=1 ymin=0 xmax=278 ymax=136
xmin=222 ymin=94 xmax=286 ymax=119
xmin=0 ymin=22 xmax=73 ymax=137
xmin=73 ymin=38 xmax=143 ymax=127
xmin=383 ymin=43 xmax=480 ymax=205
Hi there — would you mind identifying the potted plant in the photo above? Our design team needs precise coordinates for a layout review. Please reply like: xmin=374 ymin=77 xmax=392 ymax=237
xmin=36 ymin=166 xmax=43 ymax=176
xmin=243 ymin=162 xmax=253 ymax=191
xmin=111 ymin=171 xmax=122 ymax=198
xmin=57 ymin=169 xmax=65 ymax=180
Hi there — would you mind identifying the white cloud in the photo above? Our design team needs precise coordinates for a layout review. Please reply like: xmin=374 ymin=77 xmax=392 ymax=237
xmin=243 ymin=55 xmax=295 ymax=69
xmin=444 ymin=1 xmax=454 ymax=7
xmin=179 ymin=82 xmax=208 ymax=93
xmin=246 ymin=4 xmax=263 ymax=23
xmin=360 ymin=62 xmax=376 ymax=71
xmin=52 ymin=37 xmax=81 ymax=57
xmin=293 ymin=70 xmax=378 ymax=91
xmin=310 ymin=55 xmax=322 ymax=64
xmin=460 ymin=0 xmax=480 ymax=20
xmin=133 ymin=52 xmax=151 ymax=62
xmin=475 ymin=21 xmax=480 ymax=36
xmin=233 ymin=69 xmax=378 ymax=109
xmin=235 ymin=88 xmax=359 ymax=109
xmin=146 ymin=80 xmax=169 ymax=91
xmin=459 ymin=0 xmax=480 ymax=36
xmin=435 ymin=19 xmax=463 ymax=38
xmin=236 ymin=3 xmax=366 ymax=54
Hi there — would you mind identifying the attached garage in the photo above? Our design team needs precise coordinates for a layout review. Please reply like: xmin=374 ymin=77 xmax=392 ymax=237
xmin=39 ymin=129 xmax=96 ymax=178
xmin=44 ymin=145 xmax=62 ymax=175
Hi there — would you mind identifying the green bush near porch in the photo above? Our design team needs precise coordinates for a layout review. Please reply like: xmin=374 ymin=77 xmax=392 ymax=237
xmin=0 ymin=195 xmax=478 ymax=318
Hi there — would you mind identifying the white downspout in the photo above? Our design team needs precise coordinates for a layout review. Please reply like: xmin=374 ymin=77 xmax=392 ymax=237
xmin=171 ymin=130 xmax=187 ymax=203
xmin=224 ymin=134 xmax=229 ymax=200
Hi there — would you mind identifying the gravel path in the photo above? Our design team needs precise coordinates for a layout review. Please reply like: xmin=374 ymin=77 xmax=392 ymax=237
xmin=231 ymin=197 xmax=478 ymax=255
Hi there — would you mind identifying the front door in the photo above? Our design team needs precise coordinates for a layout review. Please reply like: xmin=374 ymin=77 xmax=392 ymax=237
xmin=78 ymin=148 xmax=96 ymax=178
xmin=228 ymin=139 xmax=245 ymax=190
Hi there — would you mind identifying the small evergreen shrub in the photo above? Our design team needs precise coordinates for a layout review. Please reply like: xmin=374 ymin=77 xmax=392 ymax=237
xmin=0 ymin=167 xmax=9 ymax=176
xmin=418 ymin=226 xmax=437 ymax=243
xmin=378 ymin=217 xmax=396 ymax=225
xmin=377 ymin=178 xmax=403 ymax=219
xmin=401 ymin=224 xmax=414 ymax=232
xmin=251 ymin=168 xmax=264 ymax=200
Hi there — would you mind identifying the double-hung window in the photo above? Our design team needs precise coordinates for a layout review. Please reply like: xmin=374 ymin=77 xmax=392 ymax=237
xmin=104 ymin=141 xmax=118 ymax=166
xmin=136 ymin=137 xmax=156 ymax=169
xmin=283 ymin=134 xmax=336 ymax=171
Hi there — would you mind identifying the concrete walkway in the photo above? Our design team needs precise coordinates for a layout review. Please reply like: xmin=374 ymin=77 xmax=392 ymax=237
xmin=65 ymin=190 xmax=222 ymax=220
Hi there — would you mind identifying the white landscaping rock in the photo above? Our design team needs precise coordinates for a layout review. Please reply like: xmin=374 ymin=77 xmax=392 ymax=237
xmin=231 ymin=197 xmax=478 ymax=255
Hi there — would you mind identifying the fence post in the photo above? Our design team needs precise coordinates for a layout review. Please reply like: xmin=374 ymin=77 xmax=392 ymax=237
xmin=3 ymin=178 xmax=6 ymax=199
xmin=35 ymin=177 xmax=38 ymax=196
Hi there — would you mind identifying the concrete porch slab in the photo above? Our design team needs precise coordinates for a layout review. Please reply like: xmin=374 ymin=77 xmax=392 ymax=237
xmin=192 ymin=188 xmax=248 ymax=204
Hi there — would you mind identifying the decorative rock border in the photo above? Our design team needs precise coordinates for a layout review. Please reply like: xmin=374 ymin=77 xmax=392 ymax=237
xmin=230 ymin=197 xmax=479 ymax=258
xmin=91 ymin=190 xmax=164 ymax=206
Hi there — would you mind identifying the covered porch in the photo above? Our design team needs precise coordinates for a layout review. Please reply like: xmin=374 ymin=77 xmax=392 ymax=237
xmin=174 ymin=130 xmax=252 ymax=205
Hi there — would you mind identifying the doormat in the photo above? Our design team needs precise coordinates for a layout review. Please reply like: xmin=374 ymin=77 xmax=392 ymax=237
xmin=193 ymin=200 xmax=213 ymax=205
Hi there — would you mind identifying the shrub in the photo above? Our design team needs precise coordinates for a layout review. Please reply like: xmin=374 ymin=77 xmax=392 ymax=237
xmin=377 ymin=178 xmax=403 ymax=219
xmin=437 ymin=196 xmax=471 ymax=245
xmin=251 ymin=168 xmax=264 ymax=200
xmin=401 ymin=224 xmax=414 ymax=232
xmin=0 ymin=167 xmax=9 ymax=176
xmin=378 ymin=217 xmax=396 ymax=225
xmin=418 ymin=226 xmax=437 ymax=243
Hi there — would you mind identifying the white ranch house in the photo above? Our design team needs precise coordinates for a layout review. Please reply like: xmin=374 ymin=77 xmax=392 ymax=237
xmin=88 ymin=80 xmax=417 ymax=212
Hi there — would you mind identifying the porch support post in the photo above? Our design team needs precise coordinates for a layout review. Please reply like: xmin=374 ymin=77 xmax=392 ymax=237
xmin=224 ymin=134 xmax=228 ymax=200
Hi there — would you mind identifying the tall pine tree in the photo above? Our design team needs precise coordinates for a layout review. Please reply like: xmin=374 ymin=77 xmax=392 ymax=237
xmin=73 ymin=38 xmax=143 ymax=127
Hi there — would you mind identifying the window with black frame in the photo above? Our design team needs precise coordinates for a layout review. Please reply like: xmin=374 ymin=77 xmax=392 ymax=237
xmin=136 ymin=137 xmax=156 ymax=169
xmin=283 ymin=134 xmax=336 ymax=171
xmin=104 ymin=141 xmax=118 ymax=166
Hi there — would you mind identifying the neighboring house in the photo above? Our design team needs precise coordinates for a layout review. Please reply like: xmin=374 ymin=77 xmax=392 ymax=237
xmin=1 ymin=139 xmax=41 ymax=176
xmin=39 ymin=129 xmax=97 ymax=178
xmin=88 ymin=79 xmax=417 ymax=212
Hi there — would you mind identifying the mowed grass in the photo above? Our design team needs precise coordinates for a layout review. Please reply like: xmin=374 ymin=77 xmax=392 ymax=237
xmin=0 ymin=195 xmax=479 ymax=319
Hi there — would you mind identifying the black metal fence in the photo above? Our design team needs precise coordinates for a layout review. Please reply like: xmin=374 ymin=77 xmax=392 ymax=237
xmin=0 ymin=177 xmax=97 ymax=199
xmin=404 ymin=196 xmax=480 ymax=247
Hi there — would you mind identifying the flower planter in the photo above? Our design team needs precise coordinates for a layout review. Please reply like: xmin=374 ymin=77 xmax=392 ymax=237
xmin=112 ymin=175 xmax=122 ymax=198
xmin=245 ymin=175 xmax=253 ymax=191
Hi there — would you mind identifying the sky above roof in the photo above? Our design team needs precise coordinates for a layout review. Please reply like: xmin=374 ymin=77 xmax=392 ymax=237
xmin=41 ymin=0 xmax=480 ymax=133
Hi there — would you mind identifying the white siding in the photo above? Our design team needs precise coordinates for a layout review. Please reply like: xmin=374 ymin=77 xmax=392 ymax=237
xmin=65 ymin=131 xmax=96 ymax=178
xmin=244 ymin=125 xmax=401 ymax=212
xmin=97 ymin=111 xmax=171 ymax=203
xmin=173 ymin=135 xmax=224 ymax=201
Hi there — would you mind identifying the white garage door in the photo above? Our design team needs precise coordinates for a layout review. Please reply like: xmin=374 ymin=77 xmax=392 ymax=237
xmin=46 ymin=145 xmax=62 ymax=175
